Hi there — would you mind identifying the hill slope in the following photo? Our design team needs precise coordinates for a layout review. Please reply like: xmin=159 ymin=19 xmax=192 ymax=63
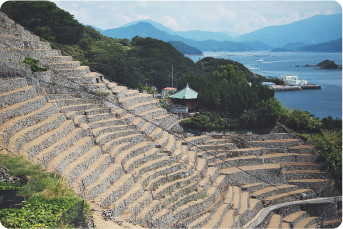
xmin=299 ymin=38 xmax=342 ymax=52
xmin=168 ymin=41 xmax=203 ymax=55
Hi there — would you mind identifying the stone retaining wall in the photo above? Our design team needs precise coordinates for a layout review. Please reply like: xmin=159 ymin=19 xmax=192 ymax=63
xmin=66 ymin=145 xmax=102 ymax=183
xmin=225 ymin=167 xmax=287 ymax=185
xmin=249 ymin=140 xmax=302 ymax=148
xmin=1 ymin=103 xmax=58 ymax=146
xmin=244 ymin=133 xmax=295 ymax=141
xmin=1 ymin=85 xmax=37 ymax=109
xmin=28 ymin=120 xmax=75 ymax=154
xmin=0 ymin=95 xmax=46 ymax=126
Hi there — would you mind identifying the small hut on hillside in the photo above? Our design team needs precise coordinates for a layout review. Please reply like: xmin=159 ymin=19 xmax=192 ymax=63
xmin=169 ymin=83 xmax=198 ymax=112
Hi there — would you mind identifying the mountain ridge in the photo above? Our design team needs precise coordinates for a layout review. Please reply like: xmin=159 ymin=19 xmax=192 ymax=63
xmin=101 ymin=22 xmax=258 ymax=52
xmin=97 ymin=13 xmax=342 ymax=52
xmin=236 ymin=13 xmax=342 ymax=47
xmin=120 ymin=19 xmax=234 ymax=41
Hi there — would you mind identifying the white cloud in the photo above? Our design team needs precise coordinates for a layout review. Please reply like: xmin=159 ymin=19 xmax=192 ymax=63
xmin=55 ymin=1 xmax=342 ymax=33
xmin=136 ymin=15 xmax=150 ymax=20
xmin=324 ymin=9 xmax=334 ymax=15
xmin=161 ymin=16 xmax=179 ymax=28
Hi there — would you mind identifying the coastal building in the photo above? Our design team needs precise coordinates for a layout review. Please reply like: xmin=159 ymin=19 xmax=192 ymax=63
xmin=281 ymin=75 xmax=308 ymax=86
xmin=262 ymin=82 xmax=276 ymax=89
xmin=169 ymin=83 xmax=198 ymax=112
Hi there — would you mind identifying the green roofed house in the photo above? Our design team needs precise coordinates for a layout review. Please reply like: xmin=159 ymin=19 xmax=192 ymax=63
xmin=169 ymin=83 xmax=198 ymax=112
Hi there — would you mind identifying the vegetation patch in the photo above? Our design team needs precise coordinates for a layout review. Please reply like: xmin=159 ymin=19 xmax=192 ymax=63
xmin=181 ymin=110 xmax=240 ymax=131
xmin=0 ymin=152 xmax=90 ymax=228
xmin=310 ymin=128 xmax=342 ymax=190
xmin=171 ymin=60 xmax=283 ymax=131
xmin=23 ymin=57 xmax=47 ymax=72
xmin=0 ymin=196 xmax=82 ymax=228
xmin=280 ymin=112 xmax=342 ymax=190
xmin=0 ymin=182 xmax=23 ymax=191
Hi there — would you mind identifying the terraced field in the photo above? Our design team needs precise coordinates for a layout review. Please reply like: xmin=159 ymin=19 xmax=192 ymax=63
xmin=0 ymin=11 xmax=341 ymax=228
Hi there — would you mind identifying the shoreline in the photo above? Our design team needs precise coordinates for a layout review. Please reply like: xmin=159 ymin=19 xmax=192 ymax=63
xmin=273 ymin=84 xmax=321 ymax=92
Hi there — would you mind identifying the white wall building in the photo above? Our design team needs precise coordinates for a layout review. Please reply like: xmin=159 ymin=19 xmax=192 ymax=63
xmin=281 ymin=75 xmax=308 ymax=86
xmin=262 ymin=82 xmax=276 ymax=89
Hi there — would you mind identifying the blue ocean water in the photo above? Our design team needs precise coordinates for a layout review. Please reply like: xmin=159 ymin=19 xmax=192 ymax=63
xmin=189 ymin=52 xmax=342 ymax=119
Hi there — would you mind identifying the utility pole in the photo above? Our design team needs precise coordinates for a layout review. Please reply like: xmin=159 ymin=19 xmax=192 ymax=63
xmin=172 ymin=65 xmax=174 ymax=94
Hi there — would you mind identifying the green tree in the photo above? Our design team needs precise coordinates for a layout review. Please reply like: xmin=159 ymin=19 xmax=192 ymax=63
xmin=240 ymin=98 xmax=282 ymax=128
xmin=213 ymin=64 xmax=248 ymax=85
xmin=178 ymin=65 xmax=275 ymax=116
xmin=1 ymin=1 xmax=84 ymax=44
xmin=279 ymin=108 xmax=322 ymax=132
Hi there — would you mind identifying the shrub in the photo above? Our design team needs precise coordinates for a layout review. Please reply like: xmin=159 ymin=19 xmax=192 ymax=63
xmin=0 ymin=153 xmax=89 ymax=228
xmin=0 ymin=196 xmax=80 ymax=228
xmin=161 ymin=104 xmax=168 ymax=109
xmin=0 ymin=153 xmax=74 ymax=198
xmin=321 ymin=116 xmax=342 ymax=130
xmin=240 ymin=98 xmax=282 ymax=128
xmin=23 ymin=57 xmax=47 ymax=72
xmin=279 ymin=108 xmax=322 ymax=132
xmin=310 ymin=129 xmax=342 ymax=189
xmin=181 ymin=110 xmax=239 ymax=131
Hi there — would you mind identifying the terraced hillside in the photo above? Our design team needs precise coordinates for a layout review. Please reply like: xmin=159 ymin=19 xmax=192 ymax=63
xmin=191 ymin=134 xmax=342 ymax=228
xmin=0 ymin=11 xmax=341 ymax=228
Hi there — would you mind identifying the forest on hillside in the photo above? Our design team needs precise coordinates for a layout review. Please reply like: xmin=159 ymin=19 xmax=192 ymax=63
xmin=1 ymin=1 xmax=281 ymax=91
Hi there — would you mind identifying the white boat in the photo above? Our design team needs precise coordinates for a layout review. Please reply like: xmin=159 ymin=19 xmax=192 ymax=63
xmin=257 ymin=59 xmax=264 ymax=62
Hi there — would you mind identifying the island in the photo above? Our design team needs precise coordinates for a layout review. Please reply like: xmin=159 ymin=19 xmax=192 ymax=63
xmin=296 ymin=59 xmax=342 ymax=70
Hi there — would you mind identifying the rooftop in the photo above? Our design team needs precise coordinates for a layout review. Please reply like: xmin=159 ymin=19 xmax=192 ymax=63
xmin=169 ymin=83 xmax=198 ymax=100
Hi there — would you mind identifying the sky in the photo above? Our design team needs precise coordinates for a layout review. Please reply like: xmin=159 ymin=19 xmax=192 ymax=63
xmin=25 ymin=1 xmax=343 ymax=35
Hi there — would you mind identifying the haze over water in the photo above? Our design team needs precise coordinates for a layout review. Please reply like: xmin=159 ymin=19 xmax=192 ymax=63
xmin=189 ymin=52 xmax=342 ymax=119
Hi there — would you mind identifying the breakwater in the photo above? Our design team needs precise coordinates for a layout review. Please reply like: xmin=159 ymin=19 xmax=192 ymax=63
xmin=274 ymin=84 xmax=321 ymax=92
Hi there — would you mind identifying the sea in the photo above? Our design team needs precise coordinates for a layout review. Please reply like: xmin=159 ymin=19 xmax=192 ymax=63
xmin=188 ymin=51 xmax=342 ymax=119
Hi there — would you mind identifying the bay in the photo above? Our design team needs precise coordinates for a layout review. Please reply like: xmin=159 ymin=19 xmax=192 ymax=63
xmin=189 ymin=51 xmax=342 ymax=119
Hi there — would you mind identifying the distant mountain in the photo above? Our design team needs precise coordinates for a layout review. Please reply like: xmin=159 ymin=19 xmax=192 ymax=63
xmin=236 ymin=14 xmax=342 ymax=47
xmin=100 ymin=22 xmax=256 ymax=52
xmin=271 ymin=42 xmax=310 ymax=52
xmin=121 ymin=20 xmax=233 ymax=41
xmin=168 ymin=41 xmax=203 ymax=55
xmin=270 ymin=47 xmax=292 ymax=52
xmin=187 ymin=40 xmax=256 ymax=52
xmin=248 ymin=41 xmax=273 ymax=50
xmin=174 ymin=30 xmax=232 ymax=42
xmin=282 ymin=42 xmax=310 ymax=51
xmin=122 ymin=20 xmax=175 ymax=34
xmin=299 ymin=38 xmax=342 ymax=52
xmin=102 ymin=22 xmax=183 ymax=41
xmin=220 ymin=30 xmax=241 ymax=38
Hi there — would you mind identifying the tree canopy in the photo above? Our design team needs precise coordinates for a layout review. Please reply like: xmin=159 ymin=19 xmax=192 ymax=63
xmin=1 ymin=1 xmax=84 ymax=45
xmin=177 ymin=64 xmax=275 ymax=116
xmin=197 ymin=57 xmax=284 ymax=85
